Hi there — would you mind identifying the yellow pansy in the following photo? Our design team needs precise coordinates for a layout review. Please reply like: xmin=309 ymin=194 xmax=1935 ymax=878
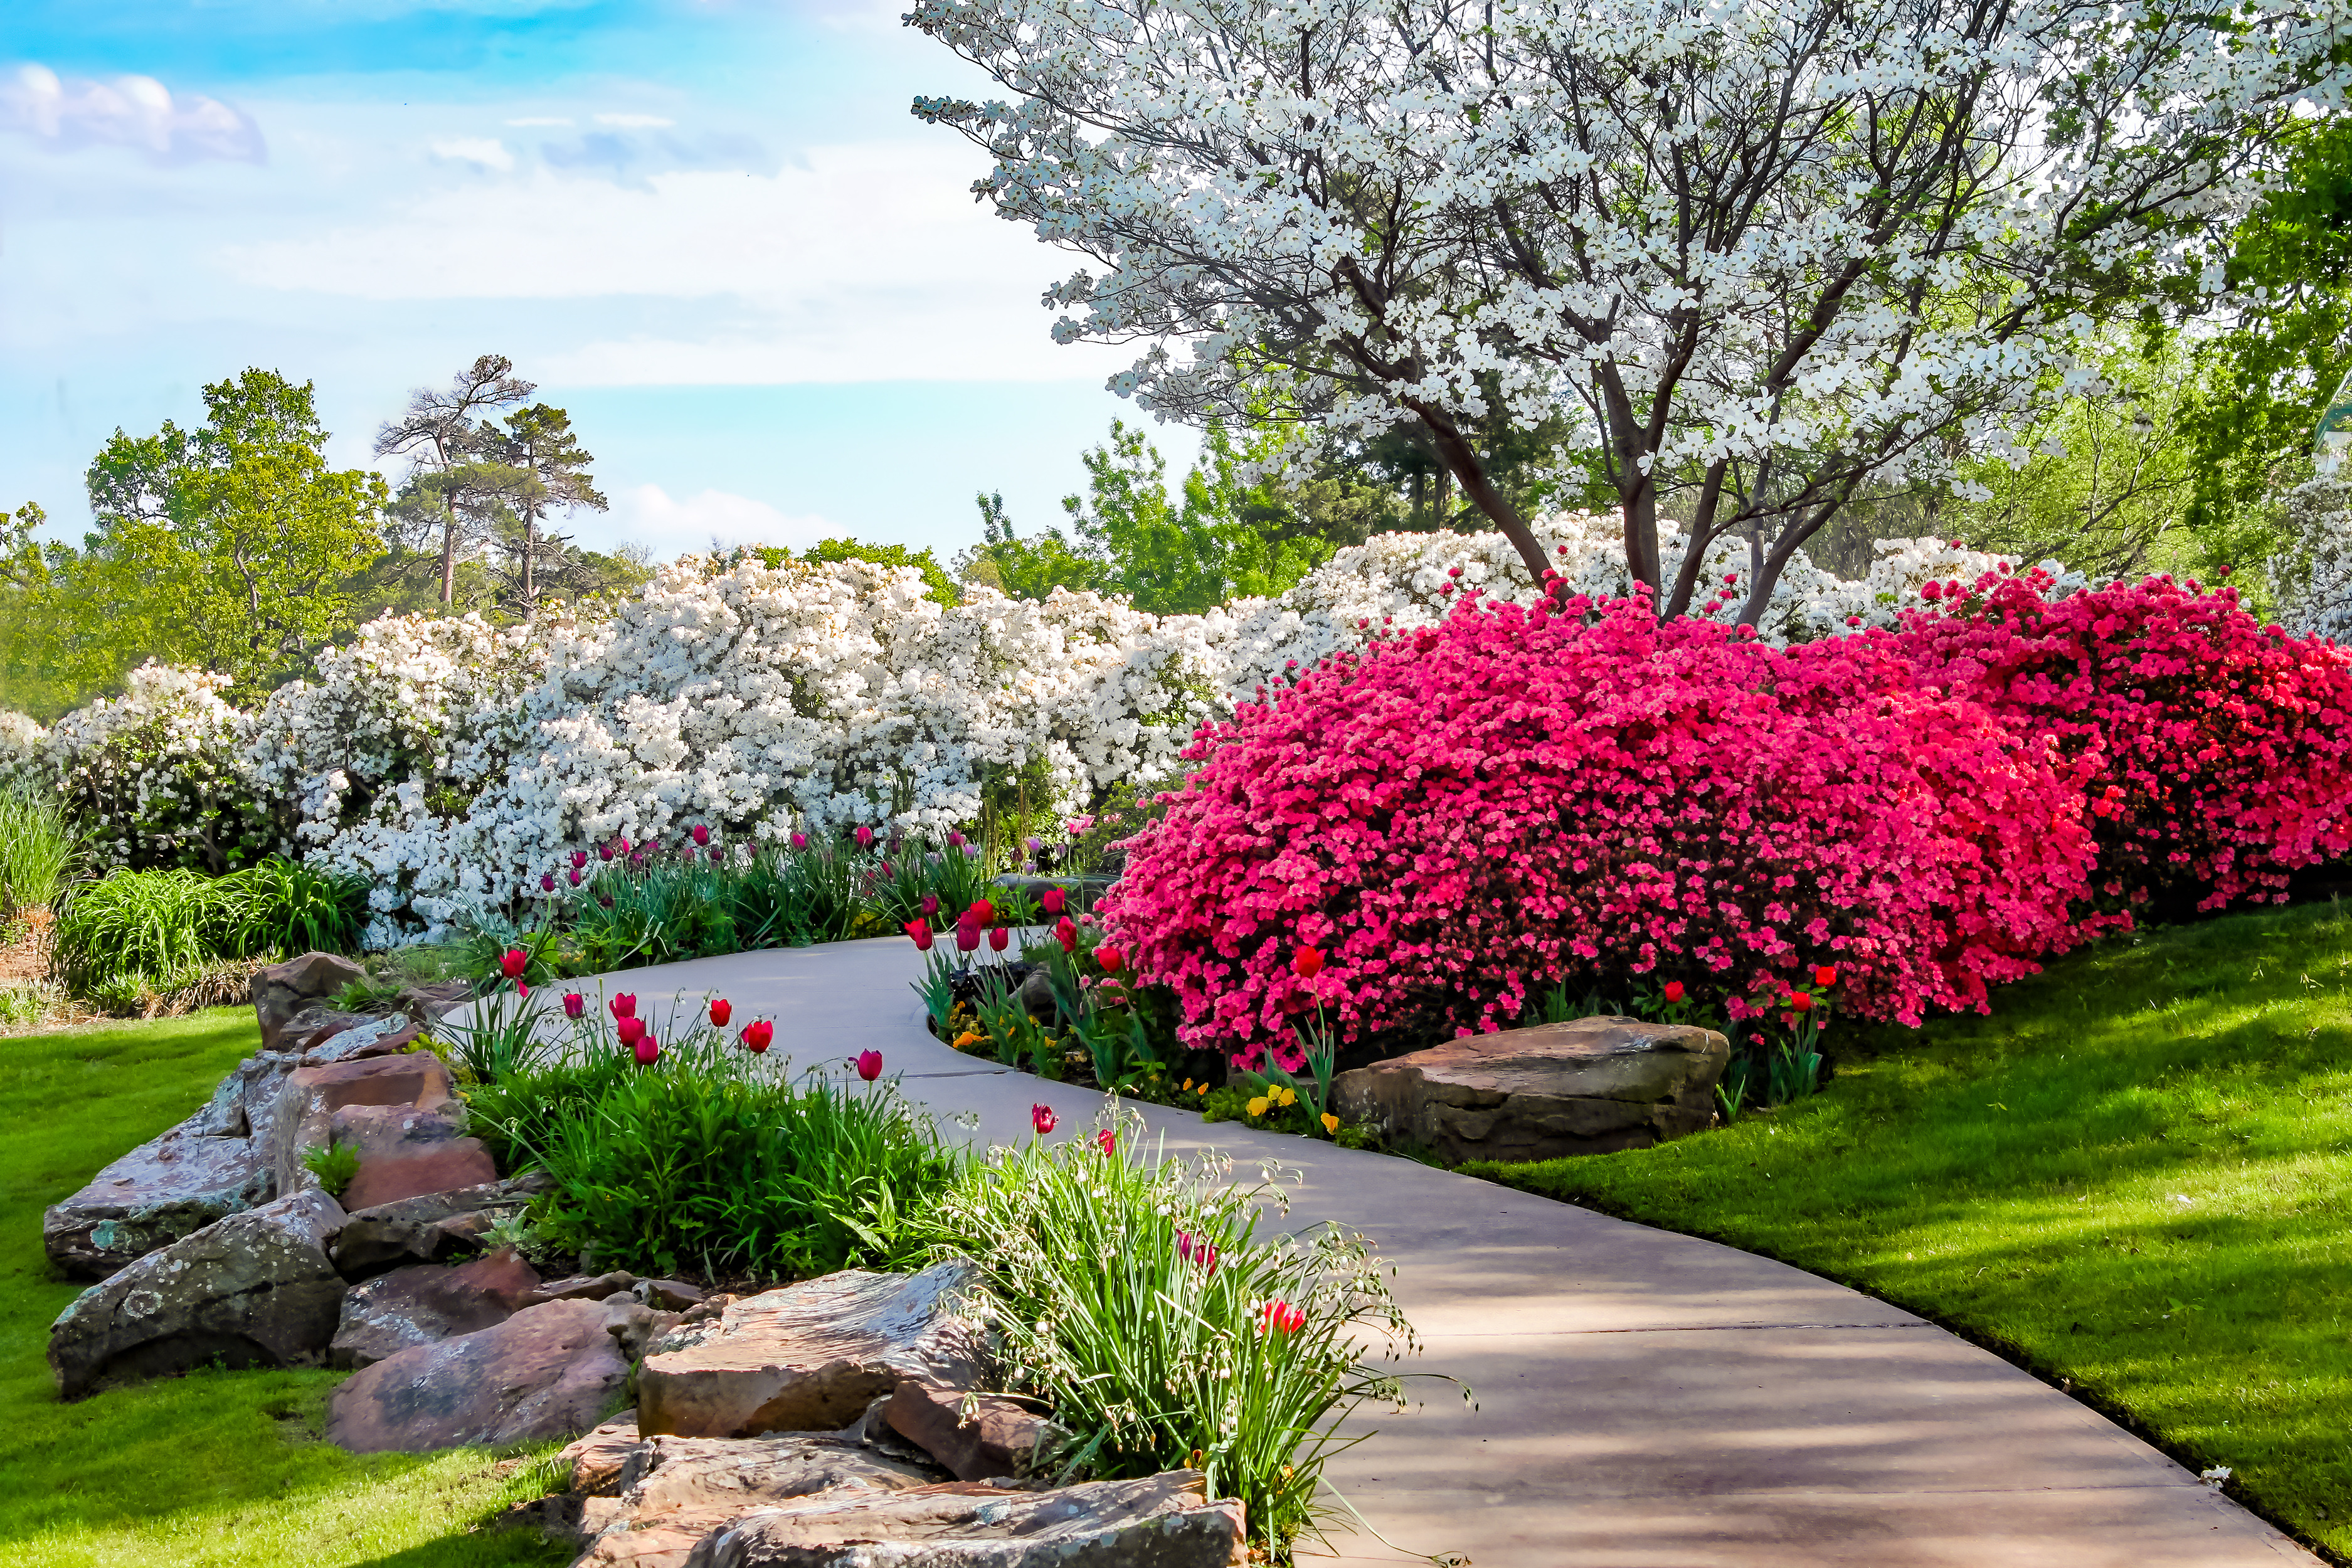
xmin=1321 ymin=1113 xmax=1340 ymax=1135
xmin=952 ymin=1031 xmax=983 ymax=1049
xmin=1246 ymin=1096 xmax=1271 ymax=1117
xmin=1276 ymin=1087 xmax=1298 ymax=1108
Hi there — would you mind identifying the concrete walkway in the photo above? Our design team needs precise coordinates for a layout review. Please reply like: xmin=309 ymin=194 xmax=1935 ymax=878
xmin=569 ymin=937 xmax=2318 ymax=1568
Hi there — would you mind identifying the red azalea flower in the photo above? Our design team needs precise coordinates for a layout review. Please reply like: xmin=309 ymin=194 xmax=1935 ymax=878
xmin=501 ymin=948 xmax=527 ymax=980
xmin=856 ymin=1049 xmax=884 ymax=1082
xmin=1294 ymin=945 xmax=1324 ymax=979
xmin=743 ymin=1019 xmax=774 ymax=1053
xmin=1814 ymin=965 xmax=1838 ymax=987
xmin=710 ymin=998 xmax=733 ymax=1027
xmin=1031 ymin=1103 xmax=1057 ymax=1136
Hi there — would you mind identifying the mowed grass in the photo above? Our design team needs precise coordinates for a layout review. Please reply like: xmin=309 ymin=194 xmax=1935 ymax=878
xmin=1466 ymin=903 xmax=2352 ymax=1559
xmin=0 ymin=1008 xmax=568 ymax=1567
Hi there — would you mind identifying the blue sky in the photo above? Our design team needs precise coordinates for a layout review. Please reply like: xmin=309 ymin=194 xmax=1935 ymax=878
xmin=0 ymin=0 xmax=1193 ymax=561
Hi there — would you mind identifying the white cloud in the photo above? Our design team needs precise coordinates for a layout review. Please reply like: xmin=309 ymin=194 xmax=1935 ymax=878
xmin=428 ymin=136 xmax=514 ymax=171
xmin=504 ymin=116 xmax=574 ymax=127
xmin=595 ymin=113 xmax=675 ymax=129
xmin=0 ymin=63 xmax=264 ymax=163
xmin=611 ymin=484 xmax=835 ymax=553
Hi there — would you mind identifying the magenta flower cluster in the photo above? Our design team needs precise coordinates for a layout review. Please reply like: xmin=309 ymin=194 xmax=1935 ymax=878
xmin=1104 ymin=576 xmax=2352 ymax=1069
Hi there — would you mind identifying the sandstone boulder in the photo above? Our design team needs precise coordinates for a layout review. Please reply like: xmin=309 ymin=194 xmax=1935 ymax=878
xmin=529 ymin=1270 xmax=642 ymax=1306
xmin=685 ymin=1470 xmax=1245 ymax=1568
xmin=558 ymin=1414 xmax=646 ymax=1495
xmin=329 ymin=1248 xmax=543 ymax=1370
xmin=252 ymin=952 xmax=367 ymax=1051
xmin=331 ymin=1175 xmax=543 ymax=1278
xmin=49 ymin=1189 xmax=347 ymax=1400
xmin=884 ymin=1379 xmax=1061 ymax=1481
xmin=326 ymin=1297 xmax=630 ymax=1453
xmin=43 ymin=1049 xmax=302 ymax=1279
xmin=577 ymin=1432 xmax=941 ymax=1567
xmin=300 ymin=1015 xmax=421 ymax=1067
xmin=638 ymin=1262 xmax=984 ymax=1439
xmin=268 ymin=1051 xmax=494 ymax=1210
xmin=1331 ymin=1015 xmax=1730 ymax=1162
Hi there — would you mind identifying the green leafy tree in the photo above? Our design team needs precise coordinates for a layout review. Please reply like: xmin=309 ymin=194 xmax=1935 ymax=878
xmin=373 ymin=355 xmax=536 ymax=604
xmin=63 ymin=369 xmax=387 ymax=697
xmin=731 ymin=538 xmax=961 ymax=607
xmin=486 ymin=403 xmax=607 ymax=615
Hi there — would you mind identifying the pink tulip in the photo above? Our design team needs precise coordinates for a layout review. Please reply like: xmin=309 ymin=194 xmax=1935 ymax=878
xmin=633 ymin=1034 xmax=660 ymax=1066
xmin=571 ymin=849 xmax=589 ymax=869
xmin=617 ymin=1016 xmax=645 ymax=1046
xmin=563 ymin=992 xmax=585 ymax=1019
xmin=855 ymin=824 xmax=875 ymax=849
xmin=988 ymin=927 xmax=1009 ymax=953
xmin=1030 ymin=1103 xmax=1057 ymax=1136
xmin=568 ymin=867 xmax=582 ymax=886
xmin=711 ymin=845 xmax=725 ymax=864
xmin=692 ymin=824 xmax=711 ymax=846
xmin=856 ymin=1049 xmax=883 ymax=1082
xmin=501 ymin=948 xmax=527 ymax=980
xmin=920 ymin=894 xmax=938 ymax=917
xmin=540 ymin=872 xmax=556 ymax=893
xmin=956 ymin=918 xmax=981 ymax=954
xmin=791 ymin=832 xmax=808 ymax=851
xmin=947 ymin=830 xmax=965 ymax=848
xmin=610 ymin=992 xmax=637 ymax=1019
xmin=599 ymin=842 xmax=615 ymax=862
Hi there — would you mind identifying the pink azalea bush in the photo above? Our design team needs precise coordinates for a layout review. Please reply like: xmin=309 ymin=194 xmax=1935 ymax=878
xmin=1106 ymin=591 xmax=2115 ymax=1069
xmin=1902 ymin=569 xmax=2352 ymax=911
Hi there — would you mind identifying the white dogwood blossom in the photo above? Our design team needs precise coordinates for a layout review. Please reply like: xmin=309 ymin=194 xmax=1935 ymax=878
xmin=3 ymin=523 xmax=2062 ymax=943
xmin=907 ymin=0 xmax=2349 ymax=618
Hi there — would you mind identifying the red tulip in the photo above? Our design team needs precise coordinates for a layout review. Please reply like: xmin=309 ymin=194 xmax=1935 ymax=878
xmin=1293 ymin=945 xmax=1323 ymax=980
xmin=1031 ymin=1103 xmax=1057 ymax=1136
xmin=956 ymin=918 xmax=981 ymax=954
xmin=571 ymin=849 xmax=589 ymax=869
xmin=920 ymin=894 xmax=938 ymax=917
xmin=1096 ymin=1128 xmax=1117 ymax=1156
xmin=1257 ymin=1299 xmax=1305 ymax=1335
xmin=988 ymin=927 xmax=1009 ymax=953
xmin=501 ymin=948 xmax=527 ymax=980
xmin=854 ymin=824 xmax=876 ymax=849
xmin=970 ymin=898 xmax=997 ymax=928
xmin=905 ymin=919 xmax=935 ymax=951
xmin=617 ymin=1015 xmax=646 ymax=1046
xmin=599 ymin=842 xmax=615 ymax=862
xmin=1814 ymin=965 xmax=1838 ymax=987
xmin=1094 ymin=945 xmax=1123 ymax=974
xmin=709 ymin=998 xmax=733 ymax=1027
xmin=1663 ymin=980 xmax=1685 ymax=1004
xmin=562 ymin=992 xmax=584 ymax=1019
xmin=743 ymin=1019 xmax=774 ymax=1053
xmin=515 ymin=980 xmax=529 ymax=999
xmin=856 ymin=1049 xmax=884 ymax=1082
xmin=1788 ymin=990 xmax=1814 ymax=1012
xmin=1056 ymin=916 xmax=1078 ymax=954
xmin=692 ymin=824 xmax=711 ymax=846
xmin=1041 ymin=886 xmax=1066 ymax=916
xmin=633 ymin=1034 xmax=660 ymax=1066
xmin=610 ymin=993 xmax=637 ymax=1019
xmin=947 ymin=830 xmax=965 ymax=848
xmin=711 ymin=845 xmax=726 ymax=864
xmin=1177 ymin=1231 xmax=1219 ymax=1275
xmin=540 ymin=872 xmax=556 ymax=893
xmin=791 ymin=832 xmax=808 ymax=851
xmin=568 ymin=867 xmax=582 ymax=886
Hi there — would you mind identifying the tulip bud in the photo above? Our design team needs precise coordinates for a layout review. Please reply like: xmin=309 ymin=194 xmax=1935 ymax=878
xmin=921 ymin=894 xmax=938 ymax=917
xmin=540 ymin=872 xmax=556 ymax=893
xmin=956 ymin=918 xmax=981 ymax=954
xmin=692 ymin=824 xmax=711 ymax=846
xmin=562 ymin=992 xmax=585 ymax=1019
xmin=988 ymin=926 xmax=1009 ymax=953
xmin=710 ymin=998 xmax=732 ymax=1027
xmin=1096 ymin=1128 xmax=1116 ymax=1156
xmin=856 ymin=1049 xmax=883 ymax=1082
xmin=599 ymin=842 xmax=615 ymax=862
xmin=571 ymin=849 xmax=588 ymax=870
xmin=947 ymin=830 xmax=965 ymax=849
xmin=1663 ymin=980 xmax=1685 ymax=1004
xmin=633 ymin=1035 xmax=660 ymax=1066
xmin=568 ymin=867 xmax=582 ymax=886
xmin=855 ymin=824 xmax=875 ymax=849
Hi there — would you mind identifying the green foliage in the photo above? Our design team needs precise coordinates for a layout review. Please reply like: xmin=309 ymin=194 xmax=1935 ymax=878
xmin=1468 ymin=901 xmax=2352 ymax=1560
xmin=908 ymin=1110 xmax=1443 ymax=1552
xmin=0 ymin=783 xmax=85 ymax=919
xmin=0 ymin=1008 xmax=569 ymax=1565
xmin=51 ymin=859 xmax=365 ymax=1000
xmin=300 ymin=1140 xmax=360 ymax=1198
xmin=472 ymin=1024 xmax=958 ymax=1281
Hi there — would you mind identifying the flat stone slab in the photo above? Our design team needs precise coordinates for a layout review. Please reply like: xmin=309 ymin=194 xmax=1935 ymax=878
xmin=327 ymin=1296 xmax=630 ymax=1453
xmin=638 ymin=1261 xmax=984 ymax=1439
xmin=686 ymin=1470 xmax=1246 ymax=1568
xmin=885 ymin=1379 xmax=1060 ymax=1481
xmin=331 ymin=1175 xmax=544 ymax=1279
xmin=49 ymin=1189 xmax=347 ymax=1400
xmin=1331 ymin=1014 xmax=1730 ymax=1162
xmin=577 ymin=1431 xmax=941 ymax=1567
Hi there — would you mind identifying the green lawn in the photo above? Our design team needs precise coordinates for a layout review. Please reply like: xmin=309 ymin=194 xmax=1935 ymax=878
xmin=1468 ymin=903 xmax=2352 ymax=1562
xmin=0 ymin=1009 xmax=568 ymax=1567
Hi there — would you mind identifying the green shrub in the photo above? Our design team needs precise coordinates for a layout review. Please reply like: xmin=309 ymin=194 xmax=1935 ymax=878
xmin=469 ymin=1017 xmax=957 ymax=1281
xmin=51 ymin=857 xmax=364 ymax=1001
xmin=300 ymin=1140 xmax=360 ymax=1197
xmin=238 ymin=856 xmax=369 ymax=956
xmin=0 ymin=785 xmax=84 ymax=920
xmin=909 ymin=1107 xmax=1451 ymax=1553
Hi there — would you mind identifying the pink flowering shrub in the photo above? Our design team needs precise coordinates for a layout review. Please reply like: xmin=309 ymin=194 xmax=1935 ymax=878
xmin=1105 ymin=593 xmax=2112 ymax=1068
xmin=1903 ymin=570 xmax=2352 ymax=911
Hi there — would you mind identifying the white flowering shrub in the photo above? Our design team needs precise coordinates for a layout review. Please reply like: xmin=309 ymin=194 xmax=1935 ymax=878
xmin=0 ymin=521 xmax=2070 ymax=942
xmin=2272 ymin=478 xmax=2352 ymax=644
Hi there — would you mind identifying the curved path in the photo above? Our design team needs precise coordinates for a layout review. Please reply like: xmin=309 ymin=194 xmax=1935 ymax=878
xmin=581 ymin=938 xmax=2317 ymax=1568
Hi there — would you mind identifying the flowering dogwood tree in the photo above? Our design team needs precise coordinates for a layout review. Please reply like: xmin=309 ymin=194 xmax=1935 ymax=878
xmin=907 ymin=0 xmax=2349 ymax=622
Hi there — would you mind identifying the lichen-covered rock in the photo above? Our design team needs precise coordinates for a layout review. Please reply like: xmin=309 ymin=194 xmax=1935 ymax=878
xmin=1331 ymin=1015 xmax=1730 ymax=1162
xmin=252 ymin=951 xmax=367 ymax=1051
xmin=686 ymin=1470 xmax=1246 ymax=1568
xmin=48 ymin=1189 xmax=347 ymax=1400
xmin=638 ymin=1263 xmax=984 ymax=1440
xmin=329 ymin=1248 xmax=542 ymax=1370
xmin=330 ymin=1175 xmax=543 ymax=1278
xmin=326 ymin=1298 xmax=630 ymax=1453
xmin=299 ymin=1015 xmax=421 ymax=1067
xmin=576 ymin=1432 xmax=940 ymax=1567
xmin=267 ymin=1051 xmax=492 ymax=1210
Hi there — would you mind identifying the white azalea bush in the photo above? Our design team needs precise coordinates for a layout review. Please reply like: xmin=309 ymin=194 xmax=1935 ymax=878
xmin=2273 ymin=477 xmax=2352 ymax=644
xmin=0 ymin=519 xmax=2067 ymax=944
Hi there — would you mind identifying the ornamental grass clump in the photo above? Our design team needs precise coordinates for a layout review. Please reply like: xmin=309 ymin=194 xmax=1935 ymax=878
xmin=465 ymin=1002 xmax=955 ymax=1281
xmin=1109 ymin=590 xmax=2114 ymax=1066
xmin=911 ymin=1104 xmax=1443 ymax=1553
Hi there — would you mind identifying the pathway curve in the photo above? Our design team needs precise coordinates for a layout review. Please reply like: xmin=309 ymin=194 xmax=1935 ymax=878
xmin=576 ymin=938 xmax=2317 ymax=1568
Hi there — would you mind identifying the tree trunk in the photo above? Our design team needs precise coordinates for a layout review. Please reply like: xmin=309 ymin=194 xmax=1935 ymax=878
xmin=1402 ymin=399 xmax=1553 ymax=586
xmin=440 ymin=511 xmax=458 ymax=604
xmin=521 ymin=504 xmax=537 ymax=610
